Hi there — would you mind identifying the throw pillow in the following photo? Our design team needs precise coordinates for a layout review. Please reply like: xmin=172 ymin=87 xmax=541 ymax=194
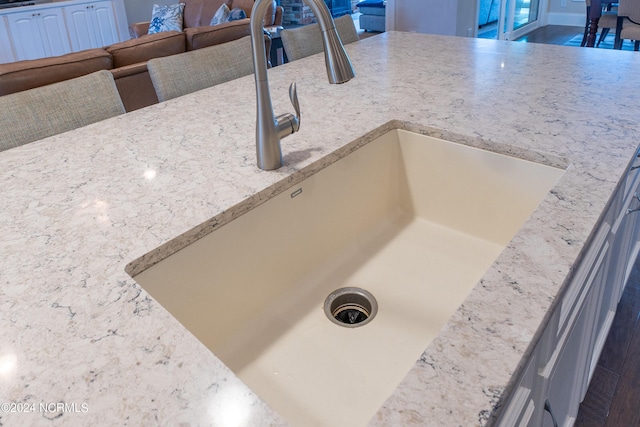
xmin=210 ymin=3 xmax=231 ymax=26
xmin=228 ymin=8 xmax=247 ymax=21
xmin=148 ymin=3 xmax=185 ymax=35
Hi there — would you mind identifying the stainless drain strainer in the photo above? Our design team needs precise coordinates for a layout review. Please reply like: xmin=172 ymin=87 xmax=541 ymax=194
xmin=324 ymin=287 xmax=378 ymax=328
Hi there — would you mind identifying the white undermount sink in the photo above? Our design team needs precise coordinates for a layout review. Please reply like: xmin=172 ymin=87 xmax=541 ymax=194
xmin=133 ymin=129 xmax=565 ymax=426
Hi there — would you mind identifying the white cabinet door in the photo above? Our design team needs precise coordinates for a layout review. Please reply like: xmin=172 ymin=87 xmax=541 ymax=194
xmin=542 ymin=248 xmax=605 ymax=427
xmin=65 ymin=1 xmax=119 ymax=51
xmin=65 ymin=4 xmax=96 ymax=51
xmin=579 ymin=240 xmax=611 ymax=398
xmin=608 ymin=161 xmax=640 ymax=304
xmin=91 ymin=1 xmax=119 ymax=46
xmin=38 ymin=8 xmax=72 ymax=57
xmin=0 ymin=17 xmax=15 ymax=64
xmin=496 ymin=353 xmax=542 ymax=426
xmin=6 ymin=8 xmax=70 ymax=60
xmin=542 ymin=301 xmax=590 ymax=427
xmin=6 ymin=11 xmax=46 ymax=60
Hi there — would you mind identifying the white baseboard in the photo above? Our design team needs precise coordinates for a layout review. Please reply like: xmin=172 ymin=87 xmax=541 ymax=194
xmin=545 ymin=12 xmax=586 ymax=27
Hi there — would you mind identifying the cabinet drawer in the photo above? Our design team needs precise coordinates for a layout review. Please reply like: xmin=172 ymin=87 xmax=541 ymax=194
xmin=536 ymin=231 xmax=609 ymax=371
xmin=542 ymin=287 xmax=594 ymax=427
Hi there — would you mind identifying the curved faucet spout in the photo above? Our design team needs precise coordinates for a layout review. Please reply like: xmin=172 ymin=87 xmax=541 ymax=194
xmin=249 ymin=0 xmax=356 ymax=171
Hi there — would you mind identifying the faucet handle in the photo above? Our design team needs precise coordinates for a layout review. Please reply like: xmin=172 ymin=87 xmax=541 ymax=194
xmin=289 ymin=82 xmax=300 ymax=131
xmin=274 ymin=82 xmax=301 ymax=138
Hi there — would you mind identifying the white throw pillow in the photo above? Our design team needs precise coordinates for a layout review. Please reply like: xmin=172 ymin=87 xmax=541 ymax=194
xmin=210 ymin=3 xmax=231 ymax=26
xmin=148 ymin=3 xmax=185 ymax=35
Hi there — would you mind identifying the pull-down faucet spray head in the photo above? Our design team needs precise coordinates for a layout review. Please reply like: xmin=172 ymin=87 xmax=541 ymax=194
xmin=311 ymin=4 xmax=357 ymax=84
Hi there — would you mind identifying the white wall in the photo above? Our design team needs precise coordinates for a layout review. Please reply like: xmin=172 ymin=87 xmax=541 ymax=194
xmin=545 ymin=0 xmax=585 ymax=27
xmin=386 ymin=0 xmax=477 ymax=37
xmin=112 ymin=0 xmax=132 ymax=40
xmin=123 ymin=0 xmax=173 ymax=25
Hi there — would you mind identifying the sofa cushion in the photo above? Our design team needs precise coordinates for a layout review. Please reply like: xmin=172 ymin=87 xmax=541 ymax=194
xmin=0 ymin=49 xmax=112 ymax=96
xmin=184 ymin=19 xmax=250 ymax=51
xmin=106 ymin=30 xmax=186 ymax=68
xmin=148 ymin=3 xmax=186 ymax=34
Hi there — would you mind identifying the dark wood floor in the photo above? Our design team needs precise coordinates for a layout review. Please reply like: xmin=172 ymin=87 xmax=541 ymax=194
xmin=514 ymin=25 xmax=582 ymax=45
xmin=575 ymin=261 xmax=640 ymax=427
xmin=514 ymin=25 xmax=640 ymax=427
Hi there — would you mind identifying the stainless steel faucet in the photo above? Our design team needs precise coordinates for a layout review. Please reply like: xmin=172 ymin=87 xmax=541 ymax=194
xmin=250 ymin=0 xmax=356 ymax=170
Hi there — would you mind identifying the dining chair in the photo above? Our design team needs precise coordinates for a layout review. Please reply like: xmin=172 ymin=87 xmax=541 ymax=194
xmin=614 ymin=0 xmax=640 ymax=50
xmin=147 ymin=36 xmax=255 ymax=102
xmin=0 ymin=69 xmax=125 ymax=152
xmin=581 ymin=0 xmax=619 ymax=47
xmin=280 ymin=14 xmax=359 ymax=62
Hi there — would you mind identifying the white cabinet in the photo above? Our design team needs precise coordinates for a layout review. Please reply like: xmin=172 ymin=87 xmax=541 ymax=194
xmin=497 ymin=216 xmax=612 ymax=427
xmin=497 ymin=146 xmax=640 ymax=427
xmin=65 ymin=0 xmax=119 ymax=51
xmin=6 ymin=7 xmax=71 ymax=60
xmin=0 ymin=0 xmax=128 ymax=64
xmin=609 ymin=158 xmax=640 ymax=303
xmin=498 ymin=353 xmax=541 ymax=426
xmin=6 ymin=11 xmax=46 ymax=60
xmin=542 ymin=290 xmax=593 ymax=427
xmin=541 ymin=237 xmax=609 ymax=426
xmin=0 ymin=17 xmax=14 ymax=64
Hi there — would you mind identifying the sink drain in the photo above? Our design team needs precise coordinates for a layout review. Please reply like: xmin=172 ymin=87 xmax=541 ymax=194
xmin=324 ymin=287 xmax=378 ymax=328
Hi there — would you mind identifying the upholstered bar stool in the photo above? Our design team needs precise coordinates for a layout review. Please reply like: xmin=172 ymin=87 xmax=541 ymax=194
xmin=280 ymin=15 xmax=359 ymax=62
xmin=147 ymin=35 xmax=255 ymax=102
xmin=615 ymin=0 xmax=640 ymax=50
xmin=0 ymin=70 xmax=125 ymax=152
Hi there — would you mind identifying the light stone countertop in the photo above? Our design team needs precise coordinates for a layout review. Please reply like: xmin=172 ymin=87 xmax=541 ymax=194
xmin=1 ymin=31 xmax=640 ymax=426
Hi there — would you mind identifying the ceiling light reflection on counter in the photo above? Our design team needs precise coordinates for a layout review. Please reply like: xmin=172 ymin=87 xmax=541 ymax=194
xmin=0 ymin=353 xmax=17 ymax=376
xmin=209 ymin=382 xmax=252 ymax=427
xmin=144 ymin=169 xmax=157 ymax=180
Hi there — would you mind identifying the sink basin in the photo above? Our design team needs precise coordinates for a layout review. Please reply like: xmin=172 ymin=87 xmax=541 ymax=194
xmin=133 ymin=129 xmax=564 ymax=426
